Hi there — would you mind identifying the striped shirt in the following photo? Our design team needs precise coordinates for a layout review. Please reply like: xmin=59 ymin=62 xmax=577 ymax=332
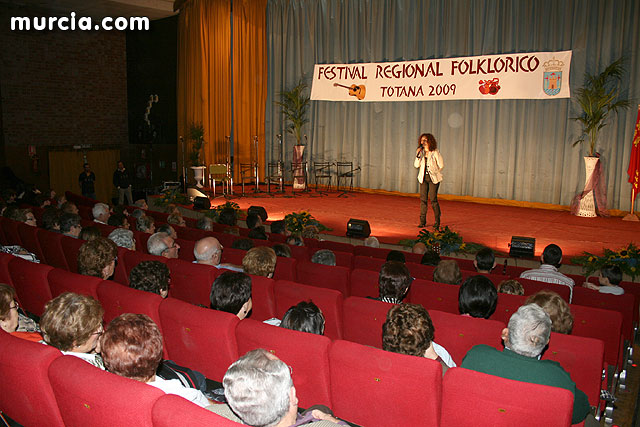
xmin=520 ymin=264 xmax=575 ymax=302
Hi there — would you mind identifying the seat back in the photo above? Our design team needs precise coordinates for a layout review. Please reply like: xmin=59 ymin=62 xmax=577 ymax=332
xmin=329 ymin=340 xmax=442 ymax=427
xmin=8 ymin=256 xmax=54 ymax=316
xmin=0 ymin=252 xmax=15 ymax=285
xmin=112 ymin=246 xmax=130 ymax=285
xmin=273 ymin=255 xmax=297 ymax=281
xmin=570 ymin=304 xmax=622 ymax=368
xmin=123 ymin=250 xmax=167 ymax=278
xmin=151 ymin=394 xmax=242 ymax=427
xmin=48 ymin=355 xmax=162 ymax=427
xmin=317 ymin=240 xmax=354 ymax=254
xmin=159 ymin=298 xmax=239 ymax=381
xmin=349 ymin=268 xmax=380 ymax=298
xmin=236 ymin=319 xmax=332 ymax=408
xmin=37 ymin=228 xmax=69 ymax=269
xmin=518 ymin=277 xmax=571 ymax=303
xmin=342 ymin=296 xmax=394 ymax=348
xmin=492 ymin=293 xmax=527 ymax=324
xmin=352 ymin=255 xmax=386 ymax=272
xmin=572 ymin=287 xmax=635 ymax=343
xmin=17 ymin=222 xmax=44 ymax=261
xmin=441 ymin=368 xmax=573 ymax=427
xmin=0 ymin=331 xmax=64 ymax=427
xmin=133 ymin=230 xmax=151 ymax=253
xmin=220 ymin=247 xmax=245 ymax=265
xmin=274 ymin=280 xmax=343 ymax=340
xmin=166 ymin=258 xmax=218 ymax=307
xmin=287 ymin=244 xmax=309 ymax=261
xmin=0 ymin=216 xmax=8 ymax=245
xmin=60 ymin=235 xmax=85 ymax=273
xmin=175 ymin=237 xmax=196 ymax=262
xmin=353 ymin=246 xmax=390 ymax=258
xmin=97 ymin=281 xmax=164 ymax=328
xmin=2 ymin=217 xmax=22 ymax=246
xmin=48 ymin=268 xmax=100 ymax=299
xmin=406 ymin=262 xmax=438 ymax=281
xmin=429 ymin=310 xmax=506 ymax=366
xmin=176 ymin=227 xmax=208 ymax=242
xmin=295 ymin=262 xmax=350 ymax=296
xmin=246 ymin=275 xmax=276 ymax=321
xmin=408 ymin=279 xmax=461 ymax=315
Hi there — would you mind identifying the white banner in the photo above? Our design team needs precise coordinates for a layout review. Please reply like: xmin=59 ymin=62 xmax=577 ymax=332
xmin=310 ymin=50 xmax=571 ymax=102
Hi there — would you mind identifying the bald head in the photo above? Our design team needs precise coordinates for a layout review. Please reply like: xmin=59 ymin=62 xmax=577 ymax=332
xmin=194 ymin=237 xmax=223 ymax=265
xmin=412 ymin=242 xmax=427 ymax=254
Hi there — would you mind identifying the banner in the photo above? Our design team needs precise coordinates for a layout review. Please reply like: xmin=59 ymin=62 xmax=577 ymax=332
xmin=311 ymin=50 xmax=571 ymax=102
xmin=627 ymin=104 xmax=640 ymax=194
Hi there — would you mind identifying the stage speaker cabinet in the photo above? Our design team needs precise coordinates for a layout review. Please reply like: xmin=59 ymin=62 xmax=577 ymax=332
xmin=193 ymin=197 xmax=211 ymax=210
xmin=248 ymin=206 xmax=268 ymax=222
xmin=509 ymin=236 xmax=535 ymax=258
xmin=346 ymin=218 xmax=371 ymax=238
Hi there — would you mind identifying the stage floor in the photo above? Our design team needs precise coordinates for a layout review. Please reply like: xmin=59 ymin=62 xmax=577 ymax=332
xmin=202 ymin=186 xmax=639 ymax=259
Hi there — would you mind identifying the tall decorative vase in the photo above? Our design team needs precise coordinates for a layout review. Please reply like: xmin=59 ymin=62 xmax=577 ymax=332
xmin=190 ymin=166 xmax=206 ymax=188
xmin=576 ymin=156 xmax=599 ymax=217
xmin=292 ymin=145 xmax=305 ymax=190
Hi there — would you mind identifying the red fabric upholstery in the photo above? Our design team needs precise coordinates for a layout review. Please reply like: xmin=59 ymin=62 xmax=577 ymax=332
xmin=221 ymin=247 xmax=245 ymax=265
xmin=571 ymin=304 xmax=622 ymax=368
xmin=77 ymin=204 xmax=94 ymax=220
xmin=352 ymin=245 xmax=390 ymax=258
xmin=408 ymin=279 xmax=461 ymax=315
xmin=429 ymin=310 xmax=506 ymax=365
xmin=317 ymin=240 xmax=354 ymax=254
xmin=247 ymin=275 xmax=277 ymax=321
xmin=342 ymin=296 xmax=394 ymax=348
xmin=112 ymin=246 xmax=130 ymax=285
xmin=159 ymin=297 xmax=239 ymax=381
xmin=133 ymin=230 xmax=151 ymax=253
xmin=175 ymin=238 xmax=196 ymax=262
xmin=97 ymin=281 xmax=164 ymax=328
xmin=404 ymin=252 xmax=423 ymax=263
xmin=273 ymin=256 xmax=297 ymax=281
xmin=274 ymin=280 xmax=343 ymax=340
xmin=518 ymin=277 xmax=571 ymax=303
xmin=0 ymin=330 xmax=64 ymax=427
xmin=123 ymin=250 xmax=167 ymax=278
xmin=329 ymin=339 xmax=442 ymax=427
xmin=2 ymin=216 xmax=22 ymax=246
xmin=60 ymin=235 xmax=85 ymax=273
xmin=175 ymin=226 xmax=209 ymax=242
xmin=332 ymin=250 xmax=354 ymax=269
xmin=441 ymin=368 xmax=573 ymax=427
xmin=212 ymin=231 xmax=235 ymax=248
xmin=37 ymin=228 xmax=69 ymax=269
xmin=65 ymin=191 xmax=97 ymax=207
xmin=269 ymin=232 xmax=287 ymax=243
xmin=295 ymin=262 xmax=350 ymax=296
xmin=166 ymin=258 xmax=218 ymax=307
xmin=48 ymin=268 xmax=100 ymax=299
xmin=406 ymin=262 xmax=437 ymax=281
xmin=572 ymin=287 xmax=635 ymax=343
xmin=48 ymin=355 xmax=163 ymax=427
xmin=8 ymin=256 xmax=54 ymax=316
xmin=0 ymin=252 xmax=14 ymax=286
xmin=543 ymin=332 xmax=604 ymax=406
xmin=235 ymin=319 xmax=333 ymax=408
xmin=0 ymin=216 xmax=8 ymax=245
xmin=17 ymin=222 xmax=44 ymax=261
xmin=287 ymin=244 xmax=310 ymax=261
xmin=348 ymin=268 xmax=379 ymax=298
xmin=93 ymin=222 xmax=117 ymax=237
xmin=444 ymin=256 xmax=476 ymax=272
xmin=492 ymin=293 xmax=527 ymax=324
xmin=352 ymin=255 xmax=386 ymax=272
xmin=151 ymin=395 xmax=243 ymax=427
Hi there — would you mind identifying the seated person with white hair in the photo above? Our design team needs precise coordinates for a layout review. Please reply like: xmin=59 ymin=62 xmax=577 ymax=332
xmin=196 ymin=216 xmax=214 ymax=231
xmin=193 ymin=237 xmax=242 ymax=272
xmin=157 ymin=223 xmax=178 ymax=240
xmin=136 ymin=215 xmax=155 ymax=234
xmin=134 ymin=199 xmax=148 ymax=210
xmin=311 ymin=249 xmax=336 ymax=266
xmin=363 ymin=236 xmax=379 ymax=248
xmin=461 ymin=304 xmax=592 ymax=425
xmin=209 ymin=348 xmax=347 ymax=426
xmin=210 ymin=271 xmax=253 ymax=320
xmin=92 ymin=203 xmax=111 ymax=224
xmin=108 ymin=228 xmax=136 ymax=250
xmin=147 ymin=232 xmax=180 ymax=259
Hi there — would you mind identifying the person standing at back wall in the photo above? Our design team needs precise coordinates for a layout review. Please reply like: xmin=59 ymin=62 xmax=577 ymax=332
xmin=113 ymin=161 xmax=133 ymax=206
xmin=414 ymin=133 xmax=443 ymax=229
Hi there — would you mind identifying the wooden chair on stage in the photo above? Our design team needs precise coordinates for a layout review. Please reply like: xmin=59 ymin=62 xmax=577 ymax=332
xmin=313 ymin=162 xmax=332 ymax=191
xmin=208 ymin=163 xmax=232 ymax=197
xmin=266 ymin=161 xmax=284 ymax=193
xmin=290 ymin=161 xmax=308 ymax=193
xmin=240 ymin=162 xmax=259 ymax=195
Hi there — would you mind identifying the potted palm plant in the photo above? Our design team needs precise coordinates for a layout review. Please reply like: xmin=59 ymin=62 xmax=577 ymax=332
xmin=189 ymin=123 xmax=206 ymax=188
xmin=572 ymin=57 xmax=630 ymax=217
xmin=275 ymin=80 xmax=310 ymax=189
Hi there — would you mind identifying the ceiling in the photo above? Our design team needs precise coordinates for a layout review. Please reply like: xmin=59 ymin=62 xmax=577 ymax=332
xmin=0 ymin=0 xmax=177 ymax=21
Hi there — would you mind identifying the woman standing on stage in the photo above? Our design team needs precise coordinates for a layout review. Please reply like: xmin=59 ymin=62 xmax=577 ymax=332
xmin=414 ymin=133 xmax=443 ymax=229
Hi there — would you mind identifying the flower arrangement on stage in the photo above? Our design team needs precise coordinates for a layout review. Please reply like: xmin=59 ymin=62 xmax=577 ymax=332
xmin=399 ymin=226 xmax=484 ymax=255
xmin=204 ymin=201 xmax=244 ymax=221
xmin=285 ymin=211 xmax=330 ymax=236
xmin=155 ymin=188 xmax=190 ymax=208
xmin=571 ymin=243 xmax=639 ymax=279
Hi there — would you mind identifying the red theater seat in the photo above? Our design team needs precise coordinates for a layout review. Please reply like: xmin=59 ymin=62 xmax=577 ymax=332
xmin=2 ymin=217 xmax=22 ymax=246
xmin=349 ymin=268 xmax=379 ymax=298
xmin=317 ymin=239 xmax=354 ymax=254
xmin=133 ymin=230 xmax=151 ymax=253
xmin=492 ymin=293 xmax=527 ymax=324
xmin=518 ymin=277 xmax=571 ymax=303
xmin=60 ymin=235 xmax=85 ymax=273
xmin=48 ymin=268 xmax=100 ymax=299
xmin=329 ymin=340 xmax=442 ymax=427
xmin=37 ymin=228 xmax=69 ymax=269
xmin=287 ymin=244 xmax=310 ymax=261
xmin=220 ymin=247 xmax=245 ymax=266
xmin=17 ymin=222 xmax=44 ymax=261
xmin=571 ymin=304 xmax=622 ymax=369
xmin=235 ymin=319 xmax=332 ymax=408
xmin=408 ymin=279 xmax=461 ymax=315
xmin=175 ymin=238 xmax=196 ymax=262
xmin=97 ymin=281 xmax=164 ymax=327
xmin=295 ymin=262 xmax=350 ymax=296
xmin=112 ymin=246 xmax=130 ymax=285
xmin=0 ymin=252 xmax=15 ymax=285
xmin=572 ymin=287 xmax=635 ymax=344
xmin=441 ymin=368 xmax=573 ymax=427
xmin=247 ymin=275 xmax=276 ymax=321
xmin=123 ymin=250 xmax=167 ymax=278
xmin=352 ymin=255 xmax=386 ymax=272
xmin=342 ymin=296 xmax=394 ymax=348
xmin=166 ymin=258 xmax=218 ymax=307
xmin=353 ymin=245 xmax=390 ymax=259
xmin=273 ymin=256 xmax=297 ymax=281
xmin=151 ymin=394 xmax=243 ymax=427
xmin=8 ymin=256 xmax=54 ymax=316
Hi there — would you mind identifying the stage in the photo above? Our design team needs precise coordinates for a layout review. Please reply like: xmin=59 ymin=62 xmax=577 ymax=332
xmin=193 ymin=185 xmax=639 ymax=260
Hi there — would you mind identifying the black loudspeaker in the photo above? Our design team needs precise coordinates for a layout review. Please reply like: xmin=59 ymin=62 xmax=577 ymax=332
xmin=346 ymin=218 xmax=371 ymax=238
xmin=193 ymin=197 xmax=211 ymax=210
xmin=509 ymin=236 xmax=535 ymax=258
xmin=248 ymin=206 xmax=268 ymax=221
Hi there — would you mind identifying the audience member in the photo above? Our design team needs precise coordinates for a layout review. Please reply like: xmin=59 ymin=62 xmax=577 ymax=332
xmin=420 ymin=250 xmax=441 ymax=266
xmin=129 ymin=261 xmax=170 ymax=298
xmin=0 ymin=283 xmax=42 ymax=342
xmin=311 ymin=249 xmax=336 ymax=266
xmin=130 ymin=208 xmax=146 ymax=221
xmin=60 ymin=201 xmax=79 ymax=215
xmin=474 ymin=247 xmax=496 ymax=273
xmin=210 ymin=349 xmax=346 ymax=426
xmin=269 ymin=219 xmax=288 ymax=235
xmin=157 ymin=223 xmax=178 ymax=240
xmin=92 ymin=203 xmax=111 ymax=224
xmin=78 ymin=237 xmax=118 ymax=279
xmin=302 ymin=225 xmax=319 ymax=239
xmin=272 ymin=243 xmax=292 ymax=258
xmin=525 ymin=290 xmax=573 ymax=334
xmin=196 ymin=216 xmax=214 ymax=231
xmin=218 ymin=208 xmax=238 ymax=226
xmin=364 ymin=236 xmax=379 ymax=248
xmin=412 ymin=242 xmax=427 ymax=255
xmin=461 ymin=304 xmax=590 ymax=424
xmin=210 ymin=271 xmax=252 ymax=319
xmin=137 ymin=216 xmax=156 ymax=234
xmin=193 ymin=237 xmax=243 ymax=272
xmin=147 ymin=232 xmax=180 ymax=259
xmin=582 ymin=264 xmax=624 ymax=295
xmin=248 ymin=226 xmax=268 ymax=240
xmin=232 ymin=238 xmax=254 ymax=251
xmin=377 ymin=261 xmax=412 ymax=303
xmin=223 ymin=227 xmax=240 ymax=236
xmin=100 ymin=313 xmax=212 ymax=407
xmin=386 ymin=250 xmax=406 ymax=263
xmin=242 ymin=246 xmax=277 ymax=278
xmin=41 ymin=206 xmax=61 ymax=231
xmin=458 ymin=275 xmax=497 ymax=319
xmin=60 ymin=213 xmax=82 ymax=238
xmin=34 ymin=193 xmax=51 ymax=208
xmin=286 ymin=235 xmax=304 ymax=246
xmin=134 ymin=199 xmax=149 ymax=210
xmin=520 ymin=244 xmax=575 ymax=302
xmin=382 ymin=303 xmax=455 ymax=374
xmin=167 ymin=213 xmax=186 ymax=227
xmin=280 ymin=301 xmax=325 ymax=335
xmin=40 ymin=292 xmax=104 ymax=367
xmin=433 ymin=259 xmax=462 ymax=285
xmin=497 ymin=279 xmax=525 ymax=296
xmin=246 ymin=212 xmax=262 ymax=230
xmin=6 ymin=207 xmax=37 ymax=226
xmin=79 ymin=226 xmax=101 ymax=241
xmin=108 ymin=228 xmax=136 ymax=250
xmin=107 ymin=213 xmax=129 ymax=229
xmin=113 ymin=205 xmax=129 ymax=217
xmin=164 ymin=204 xmax=181 ymax=216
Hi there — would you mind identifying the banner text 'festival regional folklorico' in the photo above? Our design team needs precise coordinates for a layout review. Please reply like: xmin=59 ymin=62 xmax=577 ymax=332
xmin=310 ymin=50 xmax=571 ymax=102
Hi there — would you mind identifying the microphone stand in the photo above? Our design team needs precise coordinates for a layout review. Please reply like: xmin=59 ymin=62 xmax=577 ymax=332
xmin=180 ymin=136 xmax=187 ymax=193
xmin=253 ymin=135 xmax=260 ymax=192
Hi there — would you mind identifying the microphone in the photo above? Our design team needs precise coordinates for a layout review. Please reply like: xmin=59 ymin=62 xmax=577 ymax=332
xmin=276 ymin=134 xmax=282 ymax=139
xmin=304 ymin=134 xmax=308 ymax=143
xmin=416 ymin=148 xmax=423 ymax=158
xmin=179 ymin=136 xmax=184 ymax=144
xmin=503 ymin=259 xmax=508 ymax=275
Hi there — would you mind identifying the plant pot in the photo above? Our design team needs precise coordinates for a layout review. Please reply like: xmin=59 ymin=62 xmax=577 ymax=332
xmin=190 ymin=166 xmax=206 ymax=188
xmin=576 ymin=156 xmax=599 ymax=217
xmin=292 ymin=145 xmax=306 ymax=190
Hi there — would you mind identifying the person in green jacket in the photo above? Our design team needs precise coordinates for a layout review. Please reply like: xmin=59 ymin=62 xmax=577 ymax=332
xmin=461 ymin=304 xmax=592 ymax=425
